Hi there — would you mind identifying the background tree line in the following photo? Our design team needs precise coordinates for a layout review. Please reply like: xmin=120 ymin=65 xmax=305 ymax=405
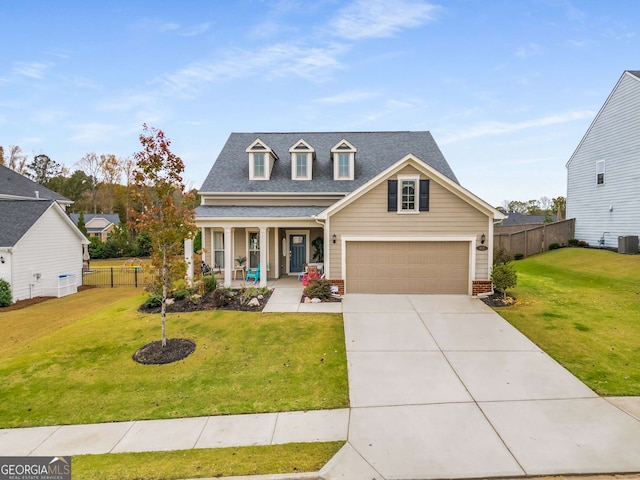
xmin=498 ymin=196 xmax=566 ymax=220
xmin=0 ymin=144 xmax=200 ymax=259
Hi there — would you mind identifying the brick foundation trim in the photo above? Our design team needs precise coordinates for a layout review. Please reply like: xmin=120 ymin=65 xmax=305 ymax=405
xmin=472 ymin=280 xmax=493 ymax=296
xmin=328 ymin=279 xmax=345 ymax=295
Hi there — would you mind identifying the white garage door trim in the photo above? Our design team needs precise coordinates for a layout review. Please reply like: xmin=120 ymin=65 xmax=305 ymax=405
xmin=341 ymin=235 xmax=476 ymax=295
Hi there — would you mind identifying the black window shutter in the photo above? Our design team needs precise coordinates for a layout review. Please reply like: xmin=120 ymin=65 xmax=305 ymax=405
xmin=387 ymin=180 xmax=398 ymax=211
xmin=419 ymin=179 xmax=430 ymax=211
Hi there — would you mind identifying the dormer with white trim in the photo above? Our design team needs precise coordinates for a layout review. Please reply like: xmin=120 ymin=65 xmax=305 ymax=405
xmin=331 ymin=139 xmax=356 ymax=180
xmin=246 ymin=139 xmax=278 ymax=180
xmin=288 ymin=139 xmax=314 ymax=181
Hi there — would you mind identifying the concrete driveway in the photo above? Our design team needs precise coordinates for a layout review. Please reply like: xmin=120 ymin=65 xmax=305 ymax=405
xmin=321 ymin=294 xmax=640 ymax=480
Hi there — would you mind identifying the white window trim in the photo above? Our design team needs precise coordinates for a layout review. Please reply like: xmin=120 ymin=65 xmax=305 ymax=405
xmin=289 ymin=140 xmax=314 ymax=181
xmin=250 ymin=153 xmax=267 ymax=180
xmin=331 ymin=139 xmax=356 ymax=181
xmin=212 ymin=230 xmax=225 ymax=269
xmin=246 ymin=138 xmax=276 ymax=180
xmin=397 ymin=174 xmax=420 ymax=214
xmin=596 ymin=160 xmax=605 ymax=186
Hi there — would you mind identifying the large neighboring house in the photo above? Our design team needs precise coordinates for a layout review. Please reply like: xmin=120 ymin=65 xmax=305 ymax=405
xmin=566 ymin=70 xmax=640 ymax=248
xmin=70 ymin=213 xmax=120 ymax=242
xmin=0 ymin=164 xmax=88 ymax=302
xmin=196 ymin=132 xmax=504 ymax=295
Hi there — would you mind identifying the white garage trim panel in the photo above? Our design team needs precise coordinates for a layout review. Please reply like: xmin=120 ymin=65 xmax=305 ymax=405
xmin=342 ymin=236 xmax=475 ymax=295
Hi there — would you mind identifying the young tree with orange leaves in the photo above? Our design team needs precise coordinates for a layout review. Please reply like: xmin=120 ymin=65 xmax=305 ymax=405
xmin=130 ymin=124 xmax=196 ymax=347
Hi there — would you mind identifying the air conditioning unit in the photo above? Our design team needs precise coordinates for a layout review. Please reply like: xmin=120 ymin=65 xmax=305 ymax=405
xmin=618 ymin=235 xmax=639 ymax=254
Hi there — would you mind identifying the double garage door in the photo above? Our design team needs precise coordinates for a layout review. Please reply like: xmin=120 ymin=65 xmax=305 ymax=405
xmin=345 ymin=241 xmax=470 ymax=294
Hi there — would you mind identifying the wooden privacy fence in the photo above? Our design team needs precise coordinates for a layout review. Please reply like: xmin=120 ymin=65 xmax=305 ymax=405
xmin=82 ymin=267 xmax=157 ymax=288
xmin=494 ymin=219 xmax=575 ymax=259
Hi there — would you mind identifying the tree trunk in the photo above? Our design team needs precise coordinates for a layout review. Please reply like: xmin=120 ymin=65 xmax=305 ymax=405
xmin=161 ymin=249 xmax=167 ymax=347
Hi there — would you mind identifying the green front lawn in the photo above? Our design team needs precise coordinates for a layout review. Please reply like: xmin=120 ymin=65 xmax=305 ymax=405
xmin=497 ymin=248 xmax=640 ymax=395
xmin=0 ymin=289 xmax=349 ymax=428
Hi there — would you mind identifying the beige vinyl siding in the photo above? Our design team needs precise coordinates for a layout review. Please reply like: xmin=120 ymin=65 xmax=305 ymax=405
xmin=329 ymin=165 xmax=488 ymax=279
xmin=567 ymin=73 xmax=640 ymax=248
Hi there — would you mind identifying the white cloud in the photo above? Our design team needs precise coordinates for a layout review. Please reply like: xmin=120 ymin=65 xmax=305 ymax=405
xmin=12 ymin=62 xmax=52 ymax=79
xmin=515 ymin=42 xmax=542 ymax=58
xmin=70 ymin=123 xmax=120 ymax=143
xmin=315 ymin=89 xmax=378 ymax=104
xmin=181 ymin=22 xmax=211 ymax=37
xmin=438 ymin=110 xmax=595 ymax=145
xmin=331 ymin=0 xmax=439 ymax=40
xmin=160 ymin=43 xmax=347 ymax=93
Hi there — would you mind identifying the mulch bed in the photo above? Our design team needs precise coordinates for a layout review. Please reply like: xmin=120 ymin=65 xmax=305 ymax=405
xmin=480 ymin=292 xmax=516 ymax=307
xmin=133 ymin=338 xmax=196 ymax=365
xmin=139 ymin=289 xmax=273 ymax=314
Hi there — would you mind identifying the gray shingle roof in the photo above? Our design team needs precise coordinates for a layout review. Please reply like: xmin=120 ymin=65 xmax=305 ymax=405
xmin=196 ymin=205 xmax=327 ymax=218
xmin=199 ymin=131 xmax=458 ymax=194
xmin=628 ymin=70 xmax=640 ymax=80
xmin=69 ymin=213 xmax=121 ymax=225
xmin=0 ymin=164 xmax=70 ymax=202
xmin=0 ymin=199 xmax=53 ymax=247
xmin=501 ymin=211 xmax=557 ymax=226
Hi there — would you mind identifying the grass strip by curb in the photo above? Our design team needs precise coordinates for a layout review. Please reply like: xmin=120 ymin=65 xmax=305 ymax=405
xmin=72 ymin=442 xmax=344 ymax=480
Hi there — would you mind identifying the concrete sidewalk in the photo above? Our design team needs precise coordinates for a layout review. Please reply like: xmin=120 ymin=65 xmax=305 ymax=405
xmin=0 ymin=409 xmax=349 ymax=457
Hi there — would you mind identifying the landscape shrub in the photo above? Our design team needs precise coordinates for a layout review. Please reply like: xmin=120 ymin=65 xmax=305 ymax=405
xmin=203 ymin=275 xmax=217 ymax=293
xmin=173 ymin=288 xmax=190 ymax=300
xmin=514 ymin=253 xmax=524 ymax=260
xmin=304 ymin=279 xmax=332 ymax=300
xmin=491 ymin=263 xmax=517 ymax=300
xmin=493 ymin=246 xmax=512 ymax=265
xmin=0 ymin=279 xmax=12 ymax=307
xmin=578 ymin=240 xmax=589 ymax=247
xmin=143 ymin=294 xmax=162 ymax=309
xmin=568 ymin=239 xmax=580 ymax=247
xmin=549 ymin=243 xmax=561 ymax=250
xmin=239 ymin=286 xmax=269 ymax=304
xmin=211 ymin=287 xmax=231 ymax=308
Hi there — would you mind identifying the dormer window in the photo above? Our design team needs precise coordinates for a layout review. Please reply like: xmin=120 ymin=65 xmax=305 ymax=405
xmin=331 ymin=139 xmax=356 ymax=180
xmin=246 ymin=139 xmax=277 ymax=180
xmin=289 ymin=139 xmax=314 ymax=180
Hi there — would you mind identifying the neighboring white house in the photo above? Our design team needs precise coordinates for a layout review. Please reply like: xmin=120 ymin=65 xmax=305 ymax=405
xmin=566 ymin=70 xmax=640 ymax=248
xmin=0 ymin=165 xmax=89 ymax=303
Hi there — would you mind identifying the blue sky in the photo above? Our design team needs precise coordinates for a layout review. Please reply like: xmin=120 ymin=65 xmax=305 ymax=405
xmin=1 ymin=0 xmax=638 ymax=207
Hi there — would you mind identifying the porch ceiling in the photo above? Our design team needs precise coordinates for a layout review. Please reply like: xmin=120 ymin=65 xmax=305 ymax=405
xmin=195 ymin=205 xmax=327 ymax=219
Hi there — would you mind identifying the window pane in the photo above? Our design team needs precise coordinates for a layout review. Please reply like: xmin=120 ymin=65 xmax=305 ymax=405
xmin=249 ymin=232 xmax=260 ymax=268
xmin=213 ymin=232 xmax=223 ymax=249
xmin=596 ymin=161 xmax=605 ymax=185
xmin=214 ymin=251 xmax=224 ymax=268
xmin=254 ymin=153 xmax=265 ymax=177
xmin=338 ymin=153 xmax=350 ymax=177
xmin=296 ymin=153 xmax=307 ymax=177
xmin=401 ymin=180 xmax=416 ymax=210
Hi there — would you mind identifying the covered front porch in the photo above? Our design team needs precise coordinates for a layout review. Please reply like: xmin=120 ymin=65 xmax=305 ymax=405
xmin=198 ymin=221 xmax=325 ymax=288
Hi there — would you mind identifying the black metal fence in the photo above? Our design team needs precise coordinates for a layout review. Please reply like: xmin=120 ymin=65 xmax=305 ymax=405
xmin=82 ymin=267 xmax=157 ymax=288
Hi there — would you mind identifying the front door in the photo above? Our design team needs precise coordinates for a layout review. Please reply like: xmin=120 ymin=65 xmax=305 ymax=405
xmin=289 ymin=234 xmax=306 ymax=273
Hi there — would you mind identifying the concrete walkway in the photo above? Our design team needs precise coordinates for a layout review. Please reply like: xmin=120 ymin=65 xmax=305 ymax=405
xmin=321 ymin=294 xmax=640 ymax=480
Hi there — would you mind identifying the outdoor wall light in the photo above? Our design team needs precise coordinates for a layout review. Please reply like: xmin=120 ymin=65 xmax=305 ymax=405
xmin=0 ymin=256 xmax=4 ymax=264
xmin=332 ymin=234 xmax=337 ymax=244
xmin=481 ymin=234 xmax=486 ymax=244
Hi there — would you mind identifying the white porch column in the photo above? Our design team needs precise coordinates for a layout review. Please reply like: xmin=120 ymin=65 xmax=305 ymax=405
xmin=223 ymin=227 xmax=233 ymax=287
xmin=184 ymin=238 xmax=194 ymax=286
xmin=259 ymin=226 xmax=268 ymax=287
xmin=274 ymin=227 xmax=280 ymax=279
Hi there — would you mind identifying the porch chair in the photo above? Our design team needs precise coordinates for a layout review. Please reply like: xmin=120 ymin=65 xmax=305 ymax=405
xmin=245 ymin=264 xmax=261 ymax=284
xmin=201 ymin=261 xmax=213 ymax=276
